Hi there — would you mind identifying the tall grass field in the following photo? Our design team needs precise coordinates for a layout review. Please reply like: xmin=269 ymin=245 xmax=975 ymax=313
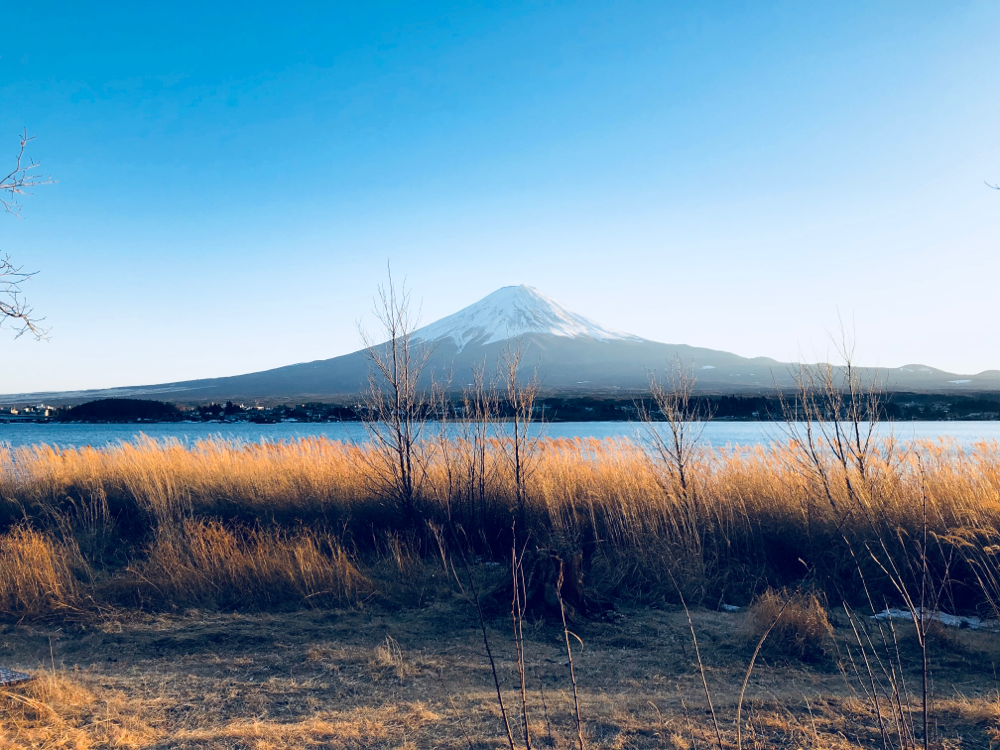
xmin=3 ymin=432 xmax=1000 ymax=748
xmin=0 ymin=433 xmax=997 ymax=619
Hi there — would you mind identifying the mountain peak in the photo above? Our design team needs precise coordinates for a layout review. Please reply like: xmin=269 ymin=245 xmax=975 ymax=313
xmin=412 ymin=285 xmax=644 ymax=351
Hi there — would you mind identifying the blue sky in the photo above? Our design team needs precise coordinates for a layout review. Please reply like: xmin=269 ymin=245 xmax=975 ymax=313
xmin=2 ymin=1 xmax=999 ymax=392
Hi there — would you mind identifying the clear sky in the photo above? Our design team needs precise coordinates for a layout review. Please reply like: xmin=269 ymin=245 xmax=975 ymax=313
xmin=2 ymin=1 xmax=998 ymax=393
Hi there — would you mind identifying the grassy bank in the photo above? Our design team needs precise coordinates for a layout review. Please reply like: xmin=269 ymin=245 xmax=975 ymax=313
xmin=1 ymin=434 xmax=1000 ymax=748
xmin=0 ymin=434 xmax=998 ymax=619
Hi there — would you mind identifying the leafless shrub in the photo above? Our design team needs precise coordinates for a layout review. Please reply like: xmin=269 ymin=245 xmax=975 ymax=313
xmin=500 ymin=339 xmax=540 ymax=530
xmin=639 ymin=357 xmax=713 ymax=600
xmin=357 ymin=267 xmax=434 ymax=522
xmin=778 ymin=330 xmax=945 ymax=750
xmin=641 ymin=358 xmax=712 ymax=515
xmin=459 ymin=359 xmax=501 ymax=529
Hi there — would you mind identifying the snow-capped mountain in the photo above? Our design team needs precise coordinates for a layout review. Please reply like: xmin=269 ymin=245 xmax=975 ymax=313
xmin=412 ymin=285 xmax=644 ymax=351
xmin=4 ymin=286 xmax=999 ymax=404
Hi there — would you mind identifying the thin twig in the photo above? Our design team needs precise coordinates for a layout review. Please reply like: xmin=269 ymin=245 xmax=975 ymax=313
xmin=557 ymin=562 xmax=585 ymax=750
xmin=511 ymin=530 xmax=532 ymax=749
xmin=534 ymin=666 xmax=555 ymax=746
xmin=668 ymin=569 xmax=724 ymax=750
xmin=737 ymin=594 xmax=791 ymax=750
xmin=452 ymin=532 xmax=516 ymax=750
xmin=450 ymin=696 xmax=477 ymax=750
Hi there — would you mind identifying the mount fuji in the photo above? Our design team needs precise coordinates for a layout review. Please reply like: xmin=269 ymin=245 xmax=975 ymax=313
xmin=411 ymin=285 xmax=644 ymax=351
xmin=4 ymin=285 xmax=999 ymax=404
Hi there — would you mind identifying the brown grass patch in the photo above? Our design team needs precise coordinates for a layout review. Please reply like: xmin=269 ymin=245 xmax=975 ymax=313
xmin=132 ymin=519 xmax=371 ymax=610
xmin=0 ymin=526 xmax=88 ymax=620
xmin=0 ymin=671 xmax=157 ymax=749
xmin=747 ymin=588 xmax=834 ymax=662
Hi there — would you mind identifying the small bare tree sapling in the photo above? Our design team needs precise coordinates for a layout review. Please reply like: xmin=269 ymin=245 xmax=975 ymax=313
xmin=641 ymin=357 xmax=711 ymax=519
xmin=357 ymin=267 xmax=434 ymax=521
xmin=779 ymin=330 xmax=951 ymax=749
xmin=460 ymin=358 xmax=500 ymax=528
xmin=500 ymin=338 xmax=540 ymax=530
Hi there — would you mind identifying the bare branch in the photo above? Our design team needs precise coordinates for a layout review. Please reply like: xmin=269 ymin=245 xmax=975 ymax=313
xmin=0 ymin=132 xmax=52 ymax=339
xmin=0 ymin=130 xmax=55 ymax=217
xmin=0 ymin=254 xmax=47 ymax=339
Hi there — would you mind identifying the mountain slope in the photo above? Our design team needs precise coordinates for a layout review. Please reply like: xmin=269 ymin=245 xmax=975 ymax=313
xmin=2 ymin=285 xmax=999 ymax=404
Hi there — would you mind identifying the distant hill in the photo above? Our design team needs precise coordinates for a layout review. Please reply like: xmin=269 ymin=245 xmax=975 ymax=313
xmin=6 ymin=285 xmax=1000 ymax=405
xmin=59 ymin=398 xmax=182 ymax=422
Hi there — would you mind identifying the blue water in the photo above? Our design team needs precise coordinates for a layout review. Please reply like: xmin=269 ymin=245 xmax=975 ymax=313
xmin=0 ymin=420 xmax=997 ymax=451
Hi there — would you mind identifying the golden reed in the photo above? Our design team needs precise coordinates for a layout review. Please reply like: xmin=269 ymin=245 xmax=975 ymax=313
xmin=0 ymin=434 xmax=997 ymax=617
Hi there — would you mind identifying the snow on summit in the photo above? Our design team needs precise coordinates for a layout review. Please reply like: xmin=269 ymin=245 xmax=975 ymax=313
xmin=412 ymin=285 xmax=644 ymax=351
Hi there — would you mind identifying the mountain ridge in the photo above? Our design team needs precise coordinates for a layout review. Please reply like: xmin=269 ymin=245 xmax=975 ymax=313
xmin=2 ymin=285 xmax=998 ymax=404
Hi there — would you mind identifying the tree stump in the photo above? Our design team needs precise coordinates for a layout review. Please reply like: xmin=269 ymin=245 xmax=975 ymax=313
xmin=487 ymin=547 xmax=591 ymax=622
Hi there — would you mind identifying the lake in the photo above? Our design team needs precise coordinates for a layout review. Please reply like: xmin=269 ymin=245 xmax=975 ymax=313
xmin=0 ymin=420 xmax=998 ymax=451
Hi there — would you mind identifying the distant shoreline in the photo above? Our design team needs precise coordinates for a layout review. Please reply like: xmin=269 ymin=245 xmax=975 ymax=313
xmin=4 ymin=392 xmax=1000 ymax=425
xmin=4 ymin=415 xmax=1000 ymax=425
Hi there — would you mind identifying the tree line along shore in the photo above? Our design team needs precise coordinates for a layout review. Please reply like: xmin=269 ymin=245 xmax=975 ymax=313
xmin=7 ymin=391 xmax=1000 ymax=424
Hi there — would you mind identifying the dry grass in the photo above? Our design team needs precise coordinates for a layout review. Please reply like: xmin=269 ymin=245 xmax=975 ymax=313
xmin=0 ymin=435 xmax=998 ymax=617
xmin=0 ymin=670 xmax=157 ymax=749
xmin=1 ymin=605 xmax=999 ymax=749
xmin=0 ymin=526 xmax=88 ymax=620
xmin=370 ymin=635 xmax=410 ymax=682
xmin=0 ymin=434 xmax=997 ymax=746
xmin=746 ymin=588 xmax=835 ymax=662
xmin=131 ymin=519 xmax=371 ymax=610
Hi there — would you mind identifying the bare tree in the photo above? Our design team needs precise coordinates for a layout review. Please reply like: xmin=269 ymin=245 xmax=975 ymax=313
xmin=640 ymin=357 xmax=711 ymax=519
xmin=0 ymin=131 xmax=52 ymax=338
xmin=637 ymin=358 xmax=713 ymax=600
xmin=459 ymin=358 xmax=500 ymax=527
xmin=777 ymin=330 xmax=897 ymax=525
xmin=778 ymin=333 xmax=951 ymax=750
xmin=357 ymin=268 xmax=433 ymax=521
xmin=0 ymin=255 xmax=44 ymax=339
xmin=499 ymin=339 xmax=539 ymax=530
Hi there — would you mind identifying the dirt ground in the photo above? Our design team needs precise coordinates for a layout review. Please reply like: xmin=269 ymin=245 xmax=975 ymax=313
xmin=2 ymin=589 xmax=1000 ymax=749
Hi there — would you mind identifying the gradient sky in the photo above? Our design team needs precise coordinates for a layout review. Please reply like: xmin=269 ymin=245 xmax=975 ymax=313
xmin=2 ymin=1 xmax=998 ymax=393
